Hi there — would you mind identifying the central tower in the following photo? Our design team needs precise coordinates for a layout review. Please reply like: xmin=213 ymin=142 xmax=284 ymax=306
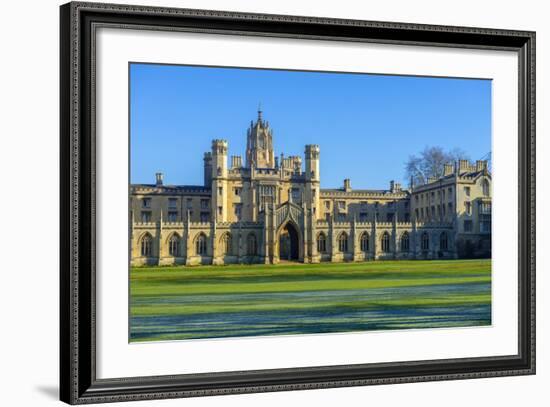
xmin=246 ymin=108 xmax=275 ymax=168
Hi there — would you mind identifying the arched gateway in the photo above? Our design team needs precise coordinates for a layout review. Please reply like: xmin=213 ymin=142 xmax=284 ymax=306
xmin=278 ymin=222 xmax=300 ymax=261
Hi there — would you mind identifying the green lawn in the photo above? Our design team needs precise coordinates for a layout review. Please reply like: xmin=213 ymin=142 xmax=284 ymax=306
xmin=130 ymin=259 xmax=491 ymax=342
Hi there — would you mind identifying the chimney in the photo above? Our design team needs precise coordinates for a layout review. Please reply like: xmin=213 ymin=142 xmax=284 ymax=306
xmin=231 ymin=155 xmax=242 ymax=169
xmin=443 ymin=163 xmax=454 ymax=176
xmin=343 ymin=178 xmax=352 ymax=192
xmin=155 ymin=172 xmax=163 ymax=186
xmin=458 ymin=159 xmax=469 ymax=174
xmin=390 ymin=180 xmax=401 ymax=192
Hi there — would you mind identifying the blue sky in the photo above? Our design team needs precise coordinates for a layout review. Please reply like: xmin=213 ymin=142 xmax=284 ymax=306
xmin=130 ymin=63 xmax=491 ymax=189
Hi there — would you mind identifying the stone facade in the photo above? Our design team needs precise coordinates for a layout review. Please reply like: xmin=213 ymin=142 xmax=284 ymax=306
xmin=130 ymin=110 xmax=491 ymax=266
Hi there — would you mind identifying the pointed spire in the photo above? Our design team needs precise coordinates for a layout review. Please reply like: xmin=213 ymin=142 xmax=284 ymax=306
xmin=257 ymin=102 xmax=263 ymax=126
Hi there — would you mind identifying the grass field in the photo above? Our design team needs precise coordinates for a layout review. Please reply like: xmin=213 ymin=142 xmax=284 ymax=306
xmin=129 ymin=259 xmax=491 ymax=342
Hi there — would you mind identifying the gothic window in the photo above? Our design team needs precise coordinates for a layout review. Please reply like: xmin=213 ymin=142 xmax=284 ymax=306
xmin=140 ymin=233 xmax=152 ymax=257
xmin=421 ymin=232 xmax=430 ymax=251
xmin=440 ymin=232 xmax=448 ymax=251
xmin=168 ymin=234 xmax=181 ymax=257
xmin=317 ymin=233 xmax=327 ymax=253
xmin=168 ymin=198 xmax=177 ymax=208
xmin=195 ymin=233 xmax=207 ymax=255
xmin=360 ymin=232 xmax=369 ymax=252
xmin=482 ymin=179 xmax=490 ymax=196
xmin=142 ymin=198 xmax=151 ymax=208
xmin=338 ymin=232 xmax=348 ymax=253
xmin=401 ymin=232 xmax=410 ymax=252
xmin=168 ymin=211 xmax=178 ymax=222
xmin=465 ymin=201 xmax=472 ymax=215
xmin=381 ymin=232 xmax=390 ymax=253
xmin=464 ymin=186 xmax=471 ymax=196
xmin=464 ymin=220 xmax=473 ymax=232
xmin=221 ymin=233 xmax=232 ymax=255
xmin=247 ymin=233 xmax=257 ymax=256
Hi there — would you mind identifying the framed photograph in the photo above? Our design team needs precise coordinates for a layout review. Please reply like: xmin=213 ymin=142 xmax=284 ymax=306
xmin=60 ymin=1 xmax=535 ymax=404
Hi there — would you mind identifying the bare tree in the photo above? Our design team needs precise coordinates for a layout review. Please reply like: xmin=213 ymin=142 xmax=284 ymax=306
xmin=405 ymin=146 xmax=470 ymax=186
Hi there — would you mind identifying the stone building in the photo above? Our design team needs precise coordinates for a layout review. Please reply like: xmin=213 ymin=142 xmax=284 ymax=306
xmin=130 ymin=110 xmax=491 ymax=266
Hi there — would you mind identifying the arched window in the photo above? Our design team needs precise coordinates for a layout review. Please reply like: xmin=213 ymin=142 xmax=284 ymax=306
xmin=247 ymin=233 xmax=257 ymax=256
xmin=141 ymin=233 xmax=153 ymax=257
xmin=440 ymin=232 xmax=448 ymax=251
xmin=317 ymin=232 xmax=327 ymax=253
xmin=338 ymin=232 xmax=348 ymax=253
xmin=221 ymin=233 xmax=232 ymax=255
xmin=482 ymin=179 xmax=490 ymax=197
xmin=421 ymin=232 xmax=430 ymax=251
xmin=381 ymin=232 xmax=390 ymax=253
xmin=195 ymin=233 xmax=207 ymax=255
xmin=168 ymin=234 xmax=181 ymax=257
xmin=360 ymin=232 xmax=369 ymax=252
xmin=400 ymin=232 xmax=410 ymax=252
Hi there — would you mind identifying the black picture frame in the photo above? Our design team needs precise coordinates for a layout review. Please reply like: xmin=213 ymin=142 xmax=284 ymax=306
xmin=60 ymin=2 xmax=536 ymax=404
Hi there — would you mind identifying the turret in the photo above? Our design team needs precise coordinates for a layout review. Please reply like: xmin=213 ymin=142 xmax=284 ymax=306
xmin=246 ymin=108 xmax=275 ymax=168
xmin=212 ymin=139 xmax=228 ymax=178
xmin=305 ymin=144 xmax=320 ymax=219
xmin=211 ymin=139 xmax=228 ymax=221
xmin=305 ymin=144 xmax=320 ymax=181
